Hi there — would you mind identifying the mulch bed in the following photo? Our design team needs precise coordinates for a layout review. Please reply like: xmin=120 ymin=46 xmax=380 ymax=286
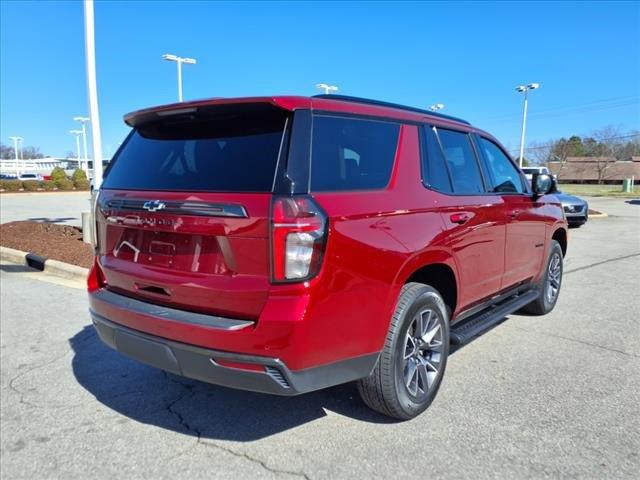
xmin=0 ymin=221 xmax=93 ymax=268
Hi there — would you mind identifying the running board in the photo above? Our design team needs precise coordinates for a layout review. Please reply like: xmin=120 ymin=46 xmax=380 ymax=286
xmin=450 ymin=290 xmax=539 ymax=345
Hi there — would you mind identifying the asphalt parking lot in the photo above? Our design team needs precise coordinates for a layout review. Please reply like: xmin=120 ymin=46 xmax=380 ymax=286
xmin=0 ymin=192 xmax=91 ymax=227
xmin=1 ymin=196 xmax=639 ymax=479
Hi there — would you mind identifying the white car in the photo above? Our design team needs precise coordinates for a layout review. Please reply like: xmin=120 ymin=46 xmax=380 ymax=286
xmin=18 ymin=173 xmax=44 ymax=181
xmin=521 ymin=166 xmax=557 ymax=183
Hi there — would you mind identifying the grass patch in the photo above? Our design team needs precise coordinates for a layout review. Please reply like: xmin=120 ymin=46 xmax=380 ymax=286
xmin=557 ymin=183 xmax=639 ymax=198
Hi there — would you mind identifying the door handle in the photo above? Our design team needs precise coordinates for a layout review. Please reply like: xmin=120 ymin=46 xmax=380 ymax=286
xmin=450 ymin=212 xmax=471 ymax=225
xmin=508 ymin=209 xmax=521 ymax=219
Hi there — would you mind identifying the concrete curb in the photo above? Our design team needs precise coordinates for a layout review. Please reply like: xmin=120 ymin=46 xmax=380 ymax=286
xmin=0 ymin=246 xmax=89 ymax=283
xmin=588 ymin=209 xmax=608 ymax=219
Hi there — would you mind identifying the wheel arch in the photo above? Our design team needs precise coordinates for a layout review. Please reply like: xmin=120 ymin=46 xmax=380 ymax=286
xmin=395 ymin=250 xmax=459 ymax=318
xmin=552 ymin=227 xmax=567 ymax=257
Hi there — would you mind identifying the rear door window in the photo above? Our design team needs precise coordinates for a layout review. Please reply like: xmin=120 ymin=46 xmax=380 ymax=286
xmin=102 ymin=104 xmax=288 ymax=192
xmin=435 ymin=128 xmax=485 ymax=194
xmin=421 ymin=126 xmax=452 ymax=193
xmin=310 ymin=116 xmax=400 ymax=191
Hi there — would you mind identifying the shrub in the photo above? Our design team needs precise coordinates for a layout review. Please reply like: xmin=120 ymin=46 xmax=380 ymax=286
xmin=71 ymin=168 xmax=88 ymax=183
xmin=1 ymin=180 xmax=22 ymax=192
xmin=50 ymin=166 xmax=67 ymax=182
xmin=74 ymin=179 xmax=90 ymax=190
xmin=55 ymin=178 xmax=74 ymax=191
xmin=22 ymin=180 xmax=40 ymax=191
xmin=41 ymin=180 xmax=55 ymax=191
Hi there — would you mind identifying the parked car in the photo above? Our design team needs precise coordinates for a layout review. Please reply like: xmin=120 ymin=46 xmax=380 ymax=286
xmin=88 ymin=95 xmax=567 ymax=420
xmin=18 ymin=173 xmax=43 ymax=181
xmin=555 ymin=191 xmax=589 ymax=227
xmin=522 ymin=166 xmax=557 ymax=183
xmin=0 ymin=173 xmax=17 ymax=180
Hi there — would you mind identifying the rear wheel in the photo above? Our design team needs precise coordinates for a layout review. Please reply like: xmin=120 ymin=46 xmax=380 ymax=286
xmin=521 ymin=240 xmax=563 ymax=315
xmin=358 ymin=283 xmax=449 ymax=420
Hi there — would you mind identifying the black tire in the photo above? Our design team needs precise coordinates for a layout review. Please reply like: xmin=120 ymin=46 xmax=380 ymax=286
xmin=357 ymin=282 xmax=450 ymax=420
xmin=520 ymin=240 xmax=563 ymax=315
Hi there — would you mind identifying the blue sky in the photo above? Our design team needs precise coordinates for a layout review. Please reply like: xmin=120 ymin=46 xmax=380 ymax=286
xmin=1 ymin=0 xmax=639 ymax=158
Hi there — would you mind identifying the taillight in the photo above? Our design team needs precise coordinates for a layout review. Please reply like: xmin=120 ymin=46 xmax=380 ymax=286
xmin=87 ymin=259 xmax=106 ymax=292
xmin=271 ymin=196 xmax=327 ymax=282
xmin=91 ymin=190 xmax=100 ymax=248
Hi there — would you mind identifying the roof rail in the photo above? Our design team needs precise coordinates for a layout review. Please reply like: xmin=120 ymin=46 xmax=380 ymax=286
xmin=312 ymin=93 xmax=471 ymax=125
xmin=312 ymin=94 xmax=471 ymax=125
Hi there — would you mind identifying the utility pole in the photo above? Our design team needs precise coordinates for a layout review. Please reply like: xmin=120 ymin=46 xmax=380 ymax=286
xmin=9 ymin=136 xmax=22 ymax=160
xmin=162 ymin=54 xmax=197 ymax=102
xmin=516 ymin=83 xmax=540 ymax=168
xmin=70 ymin=130 xmax=83 ymax=164
xmin=74 ymin=116 xmax=90 ymax=174
xmin=315 ymin=83 xmax=339 ymax=95
xmin=83 ymin=0 xmax=104 ymax=189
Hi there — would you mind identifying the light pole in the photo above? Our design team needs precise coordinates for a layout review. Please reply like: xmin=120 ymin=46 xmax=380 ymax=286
xmin=516 ymin=83 xmax=540 ymax=168
xmin=74 ymin=116 xmax=90 ymax=174
xmin=84 ymin=0 xmax=104 ymax=190
xmin=9 ymin=136 xmax=22 ymax=160
xmin=316 ymin=83 xmax=339 ymax=95
xmin=70 ymin=130 xmax=83 ymax=165
xmin=162 ymin=54 xmax=197 ymax=102
xmin=429 ymin=103 xmax=445 ymax=112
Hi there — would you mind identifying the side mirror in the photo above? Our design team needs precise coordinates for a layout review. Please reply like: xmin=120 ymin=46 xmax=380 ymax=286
xmin=532 ymin=173 xmax=556 ymax=196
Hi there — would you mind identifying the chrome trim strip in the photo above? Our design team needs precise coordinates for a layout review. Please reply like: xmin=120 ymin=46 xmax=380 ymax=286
xmin=92 ymin=289 xmax=254 ymax=331
xmin=105 ymin=199 xmax=248 ymax=218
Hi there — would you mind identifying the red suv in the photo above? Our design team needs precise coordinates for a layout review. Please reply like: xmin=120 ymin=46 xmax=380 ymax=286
xmin=88 ymin=95 xmax=567 ymax=419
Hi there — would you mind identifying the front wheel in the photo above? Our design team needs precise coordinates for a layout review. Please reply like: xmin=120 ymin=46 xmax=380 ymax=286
xmin=521 ymin=240 xmax=564 ymax=315
xmin=358 ymin=283 xmax=450 ymax=420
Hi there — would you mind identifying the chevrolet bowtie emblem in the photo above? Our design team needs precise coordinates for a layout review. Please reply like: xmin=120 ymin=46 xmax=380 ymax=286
xmin=142 ymin=200 xmax=166 ymax=212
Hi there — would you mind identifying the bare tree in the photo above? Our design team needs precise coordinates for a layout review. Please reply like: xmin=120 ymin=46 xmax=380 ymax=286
xmin=528 ymin=140 xmax=553 ymax=166
xmin=0 ymin=143 xmax=16 ymax=159
xmin=591 ymin=126 xmax=624 ymax=184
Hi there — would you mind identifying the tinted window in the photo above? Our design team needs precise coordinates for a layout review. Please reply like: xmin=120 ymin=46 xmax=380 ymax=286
xmin=436 ymin=129 xmax=484 ymax=194
xmin=102 ymin=105 xmax=287 ymax=192
xmin=310 ymin=116 xmax=400 ymax=191
xmin=478 ymin=137 xmax=525 ymax=193
xmin=421 ymin=126 xmax=452 ymax=192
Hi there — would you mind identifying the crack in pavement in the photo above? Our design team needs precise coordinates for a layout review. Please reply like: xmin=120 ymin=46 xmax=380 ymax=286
xmin=161 ymin=372 xmax=311 ymax=479
xmin=5 ymin=329 xmax=97 ymax=409
xmin=199 ymin=439 xmax=312 ymax=480
xmin=504 ymin=324 xmax=640 ymax=359
xmin=565 ymin=252 xmax=640 ymax=275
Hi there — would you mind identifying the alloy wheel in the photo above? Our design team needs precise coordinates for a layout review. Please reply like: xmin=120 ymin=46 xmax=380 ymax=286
xmin=546 ymin=252 xmax=562 ymax=303
xmin=403 ymin=309 xmax=444 ymax=398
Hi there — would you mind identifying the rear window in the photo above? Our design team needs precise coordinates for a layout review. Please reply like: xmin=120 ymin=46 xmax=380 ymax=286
xmin=103 ymin=104 xmax=288 ymax=192
xmin=310 ymin=115 xmax=400 ymax=191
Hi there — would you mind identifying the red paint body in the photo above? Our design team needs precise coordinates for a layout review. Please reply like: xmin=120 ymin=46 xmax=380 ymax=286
xmin=89 ymin=95 xmax=567 ymax=372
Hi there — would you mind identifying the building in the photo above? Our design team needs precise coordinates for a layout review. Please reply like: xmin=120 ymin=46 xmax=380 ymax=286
xmin=0 ymin=158 xmax=70 ymax=177
xmin=0 ymin=157 xmax=110 ymax=178
xmin=548 ymin=156 xmax=640 ymax=184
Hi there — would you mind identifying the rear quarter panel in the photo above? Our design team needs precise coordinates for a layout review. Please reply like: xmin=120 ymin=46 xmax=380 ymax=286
xmin=306 ymin=125 xmax=453 ymax=362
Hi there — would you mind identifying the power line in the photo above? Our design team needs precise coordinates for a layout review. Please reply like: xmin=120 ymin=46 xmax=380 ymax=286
xmin=482 ymin=95 xmax=640 ymax=122
xmin=507 ymin=133 xmax=640 ymax=154
xmin=488 ymin=100 xmax=640 ymax=126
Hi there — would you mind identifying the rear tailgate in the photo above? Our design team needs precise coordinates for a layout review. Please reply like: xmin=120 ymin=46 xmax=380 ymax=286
xmin=96 ymin=103 xmax=289 ymax=319
xmin=96 ymin=191 xmax=271 ymax=318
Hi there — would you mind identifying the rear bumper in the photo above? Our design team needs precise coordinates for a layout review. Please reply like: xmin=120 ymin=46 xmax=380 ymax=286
xmin=90 ymin=296 xmax=378 ymax=396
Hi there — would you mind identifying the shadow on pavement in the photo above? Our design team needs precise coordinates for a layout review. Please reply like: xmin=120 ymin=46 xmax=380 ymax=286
xmin=27 ymin=217 xmax=78 ymax=223
xmin=69 ymin=325 xmax=397 ymax=441
xmin=0 ymin=264 xmax=38 ymax=273
xmin=625 ymin=199 xmax=640 ymax=205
